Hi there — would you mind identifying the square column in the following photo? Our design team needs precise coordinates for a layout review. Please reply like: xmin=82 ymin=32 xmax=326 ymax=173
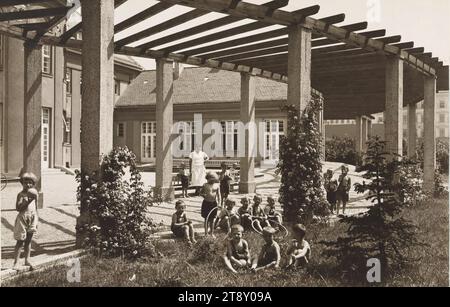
xmin=78 ymin=0 xmax=115 ymax=246
xmin=155 ymin=58 xmax=174 ymax=201
xmin=408 ymin=103 xmax=418 ymax=159
xmin=362 ymin=117 xmax=369 ymax=151
xmin=23 ymin=43 xmax=43 ymax=208
xmin=355 ymin=116 xmax=364 ymax=154
xmin=239 ymin=73 xmax=256 ymax=194
xmin=385 ymin=57 xmax=404 ymax=157
xmin=287 ymin=24 xmax=311 ymax=115
xmin=423 ymin=76 xmax=437 ymax=193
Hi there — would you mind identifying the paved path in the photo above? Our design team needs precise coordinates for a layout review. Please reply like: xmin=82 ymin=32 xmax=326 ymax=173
xmin=1 ymin=162 xmax=371 ymax=270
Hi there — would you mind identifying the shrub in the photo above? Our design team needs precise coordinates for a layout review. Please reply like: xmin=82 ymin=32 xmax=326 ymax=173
xmin=395 ymin=157 xmax=426 ymax=206
xmin=416 ymin=139 xmax=449 ymax=175
xmin=76 ymin=147 xmax=158 ymax=259
xmin=325 ymin=137 xmax=362 ymax=166
xmin=322 ymin=137 xmax=424 ymax=283
xmin=276 ymin=97 xmax=327 ymax=224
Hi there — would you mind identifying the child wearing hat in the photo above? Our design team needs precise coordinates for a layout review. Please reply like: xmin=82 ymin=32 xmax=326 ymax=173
xmin=251 ymin=226 xmax=281 ymax=273
xmin=13 ymin=172 xmax=39 ymax=270
xmin=200 ymin=172 xmax=221 ymax=237
xmin=286 ymin=224 xmax=311 ymax=269
xmin=223 ymin=225 xmax=251 ymax=274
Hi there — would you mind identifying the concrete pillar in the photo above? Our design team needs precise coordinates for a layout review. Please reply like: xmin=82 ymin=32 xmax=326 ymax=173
xmin=77 ymin=0 xmax=115 ymax=245
xmin=155 ymin=58 xmax=174 ymax=200
xmin=385 ymin=57 xmax=404 ymax=157
xmin=239 ymin=73 xmax=256 ymax=194
xmin=355 ymin=116 xmax=364 ymax=154
xmin=287 ymin=24 xmax=311 ymax=116
xmin=23 ymin=42 xmax=43 ymax=208
xmin=367 ymin=119 xmax=373 ymax=139
xmin=423 ymin=76 xmax=437 ymax=193
xmin=362 ymin=117 xmax=369 ymax=151
xmin=71 ymin=69 xmax=81 ymax=168
xmin=408 ymin=103 xmax=417 ymax=159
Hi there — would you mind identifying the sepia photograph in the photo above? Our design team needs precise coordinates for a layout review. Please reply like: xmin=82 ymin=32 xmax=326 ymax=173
xmin=0 ymin=0 xmax=449 ymax=292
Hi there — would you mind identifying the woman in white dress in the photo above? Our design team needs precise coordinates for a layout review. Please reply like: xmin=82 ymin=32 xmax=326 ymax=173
xmin=189 ymin=146 xmax=209 ymax=196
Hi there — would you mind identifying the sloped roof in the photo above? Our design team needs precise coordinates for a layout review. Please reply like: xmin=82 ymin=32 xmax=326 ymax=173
xmin=115 ymin=67 xmax=288 ymax=107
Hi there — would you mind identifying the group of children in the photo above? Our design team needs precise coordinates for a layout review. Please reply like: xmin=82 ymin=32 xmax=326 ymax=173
xmin=323 ymin=165 xmax=352 ymax=215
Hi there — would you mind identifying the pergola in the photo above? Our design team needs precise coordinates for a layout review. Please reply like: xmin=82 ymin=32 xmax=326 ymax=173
xmin=1 ymin=0 xmax=448 ymax=239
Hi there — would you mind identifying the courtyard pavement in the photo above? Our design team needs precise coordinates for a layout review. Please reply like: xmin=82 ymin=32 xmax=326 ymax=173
xmin=1 ymin=162 xmax=370 ymax=271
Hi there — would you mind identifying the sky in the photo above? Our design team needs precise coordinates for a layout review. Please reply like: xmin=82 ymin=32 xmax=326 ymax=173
xmin=69 ymin=0 xmax=450 ymax=70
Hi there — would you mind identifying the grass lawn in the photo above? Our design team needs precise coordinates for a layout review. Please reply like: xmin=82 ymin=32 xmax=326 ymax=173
xmin=4 ymin=197 xmax=448 ymax=287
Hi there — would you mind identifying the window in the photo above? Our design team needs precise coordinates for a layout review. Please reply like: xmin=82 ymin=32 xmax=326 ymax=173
xmin=65 ymin=68 xmax=72 ymax=95
xmin=417 ymin=114 xmax=422 ymax=124
xmin=62 ymin=111 xmax=71 ymax=144
xmin=403 ymin=115 xmax=408 ymax=125
xmin=439 ymin=114 xmax=446 ymax=124
xmin=42 ymin=45 xmax=52 ymax=74
xmin=440 ymin=100 xmax=447 ymax=109
xmin=114 ymin=80 xmax=121 ymax=95
xmin=117 ymin=123 xmax=125 ymax=138
xmin=439 ymin=129 xmax=446 ymax=138
xmin=142 ymin=122 xmax=156 ymax=160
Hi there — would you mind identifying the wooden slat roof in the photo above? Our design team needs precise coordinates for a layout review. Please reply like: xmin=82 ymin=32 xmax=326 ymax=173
xmin=0 ymin=0 xmax=448 ymax=119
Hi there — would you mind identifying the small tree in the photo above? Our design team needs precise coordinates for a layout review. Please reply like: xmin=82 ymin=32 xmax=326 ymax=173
xmin=276 ymin=97 xmax=327 ymax=224
xmin=322 ymin=137 xmax=424 ymax=282
xmin=76 ymin=147 xmax=157 ymax=258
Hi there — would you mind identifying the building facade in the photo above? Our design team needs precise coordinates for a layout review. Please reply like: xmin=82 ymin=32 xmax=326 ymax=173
xmin=114 ymin=66 xmax=324 ymax=166
xmin=0 ymin=35 xmax=142 ymax=176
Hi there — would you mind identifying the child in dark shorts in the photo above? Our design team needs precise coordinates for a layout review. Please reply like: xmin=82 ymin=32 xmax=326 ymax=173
xmin=201 ymin=172 xmax=221 ymax=237
xmin=179 ymin=163 xmax=190 ymax=198
xmin=219 ymin=162 xmax=232 ymax=206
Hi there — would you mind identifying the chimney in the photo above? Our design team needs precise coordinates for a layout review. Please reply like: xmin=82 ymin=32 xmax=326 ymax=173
xmin=174 ymin=62 xmax=184 ymax=80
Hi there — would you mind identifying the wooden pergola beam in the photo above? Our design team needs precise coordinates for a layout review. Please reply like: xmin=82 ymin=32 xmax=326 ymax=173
xmin=157 ymin=5 xmax=321 ymax=54
xmin=196 ymin=20 xmax=366 ymax=59
xmin=0 ymin=6 xmax=70 ymax=22
xmin=114 ymin=2 xmax=175 ymax=34
xmin=136 ymin=0 xmax=290 ymax=50
xmin=0 ymin=0 xmax=55 ymax=7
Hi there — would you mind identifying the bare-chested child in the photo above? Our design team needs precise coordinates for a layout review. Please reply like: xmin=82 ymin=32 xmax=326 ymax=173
xmin=200 ymin=172 xmax=221 ymax=237
xmin=171 ymin=200 xmax=196 ymax=245
xmin=252 ymin=195 xmax=269 ymax=233
xmin=251 ymin=227 xmax=281 ymax=273
xmin=286 ymin=224 xmax=311 ymax=269
xmin=216 ymin=199 xmax=240 ymax=233
xmin=223 ymin=225 xmax=251 ymax=274
xmin=264 ymin=196 xmax=283 ymax=228
xmin=238 ymin=196 xmax=252 ymax=231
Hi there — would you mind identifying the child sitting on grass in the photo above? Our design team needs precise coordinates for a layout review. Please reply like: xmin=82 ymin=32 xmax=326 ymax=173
xmin=223 ymin=225 xmax=251 ymax=274
xmin=251 ymin=195 xmax=269 ymax=233
xmin=251 ymin=226 xmax=281 ymax=273
xmin=216 ymin=199 xmax=240 ymax=233
xmin=286 ymin=224 xmax=311 ymax=269
xmin=238 ymin=196 xmax=252 ymax=231
xmin=171 ymin=200 xmax=197 ymax=245
xmin=200 ymin=172 xmax=221 ymax=238
xmin=264 ymin=196 xmax=283 ymax=228
xmin=13 ymin=172 xmax=39 ymax=270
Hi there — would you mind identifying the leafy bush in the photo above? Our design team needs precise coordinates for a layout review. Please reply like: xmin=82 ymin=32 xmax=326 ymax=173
xmin=76 ymin=147 xmax=158 ymax=259
xmin=325 ymin=137 xmax=362 ymax=166
xmin=276 ymin=97 xmax=327 ymax=224
xmin=395 ymin=157 xmax=426 ymax=206
xmin=322 ymin=137 xmax=424 ymax=282
xmin=416 ymin=139 xmax=449 ymax=175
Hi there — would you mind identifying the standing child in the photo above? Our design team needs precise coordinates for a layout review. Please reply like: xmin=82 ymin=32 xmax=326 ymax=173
xmin=238 ymin=196 xmax=252 ymax=231
xmin=216 ymin=199 xmax=240 ymax=233
xmin=171 ymin=200 xmax=196 ymax=245
xmin=336 ymin=165 xmax=352 ymax=215
xmin=219 ymin=162 xmax=232 ymax=206
xmin=178 ymin=163 xmax=190 ymax=198
xmin=324 ymin=169 xmax=338 ymax=214
xmin=264 ymin=197 xmax=283 ymax=228
xmin=200 ymin=172 xmax=221 ymax=237
xmin=13 ymin=172 xmax=39 ymax=270
xmin=223 ymin=225 xmax=251 ymax=274
xmin=251 ymin=195 xmax=269 ymax=233
xmin=251 ymin=227 xmax=281 ymax=272
xmin=286 ymin=224 xmax=311 ymax=269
